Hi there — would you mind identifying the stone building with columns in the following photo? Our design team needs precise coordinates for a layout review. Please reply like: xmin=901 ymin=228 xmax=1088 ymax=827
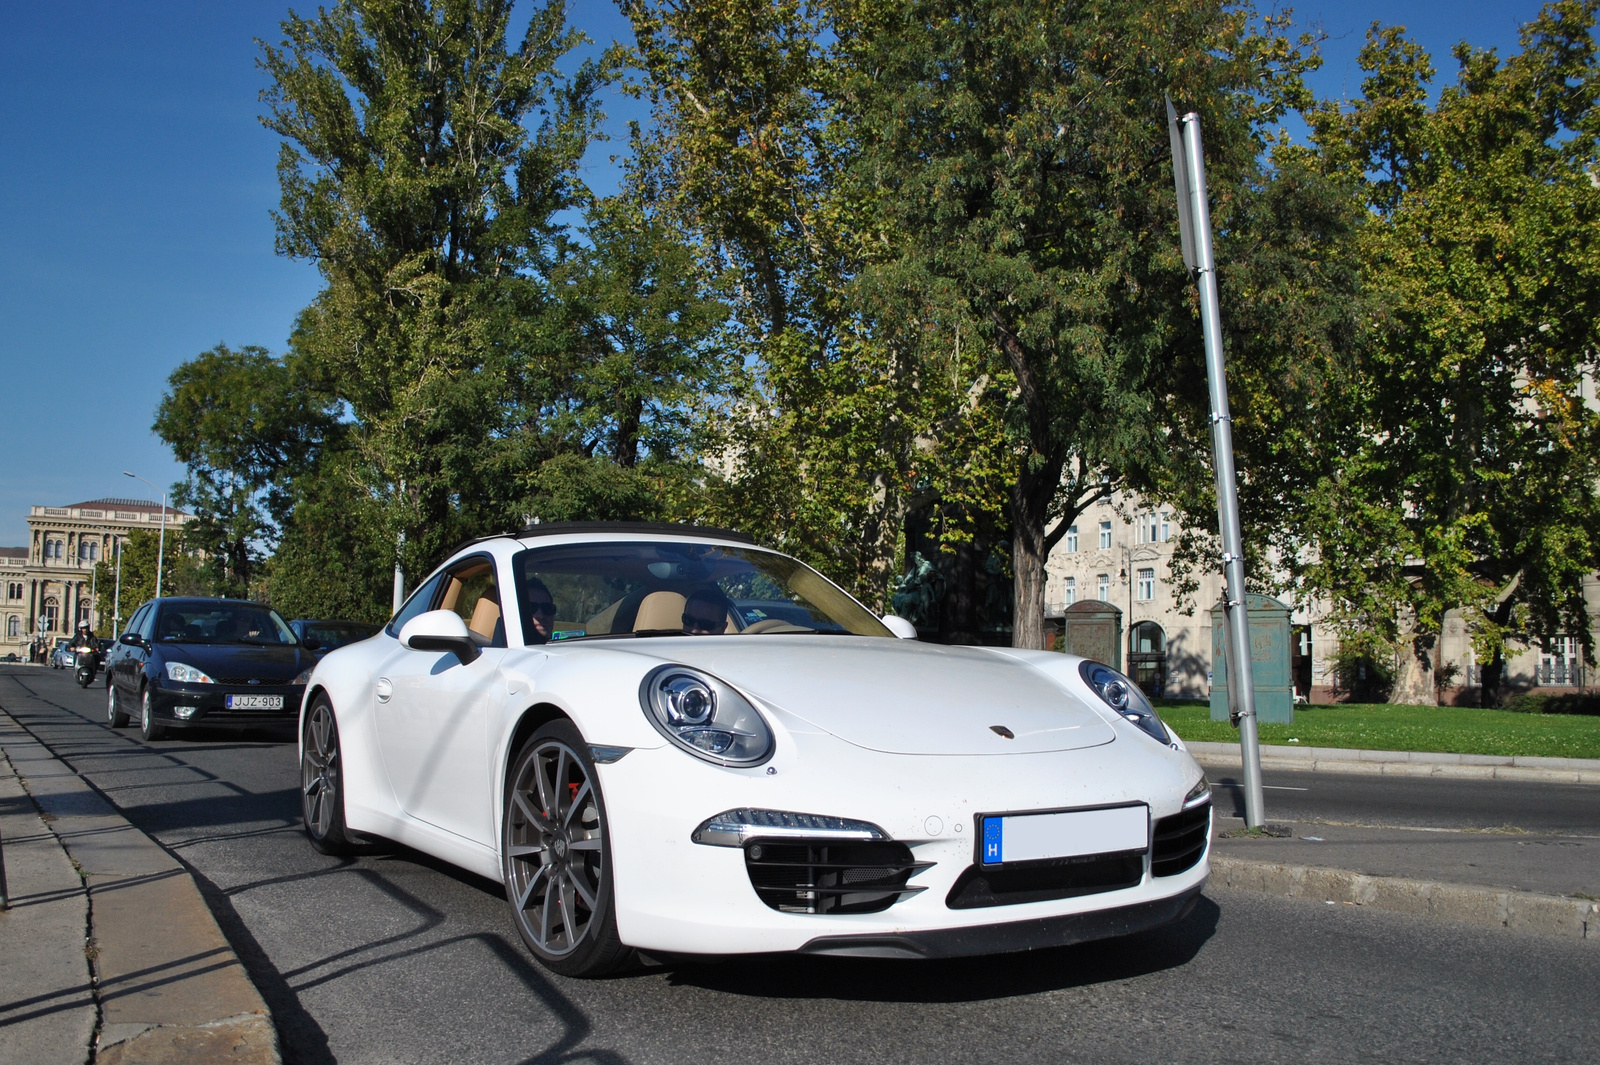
xmin=0 ymin=498 xmax=192 ymax=660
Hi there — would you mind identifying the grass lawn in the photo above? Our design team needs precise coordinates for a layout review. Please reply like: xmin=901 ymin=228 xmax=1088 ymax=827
xmin=1154 ymin=701 xmax=1600 ymax=761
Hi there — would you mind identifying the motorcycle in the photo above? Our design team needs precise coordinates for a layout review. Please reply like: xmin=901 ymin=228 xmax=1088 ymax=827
xmin=74 ymin=646 xmax=99 ymax=688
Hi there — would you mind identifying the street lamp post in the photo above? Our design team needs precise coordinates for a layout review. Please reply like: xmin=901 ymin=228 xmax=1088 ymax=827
xmin=112 ymin=535 xmax=123 ymax=635
xmin=122 ymin=472 xmax=168 ymax=600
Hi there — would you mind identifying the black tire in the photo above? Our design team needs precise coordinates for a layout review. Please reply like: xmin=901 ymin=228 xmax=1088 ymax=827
xmin=503 ymin=720 xmax=633 ymax=977
xmin=301 ymin=696 xmax=356 ymax=855
xmin=106 ymin=682 xmax=129 ymax=728
xmin=139 ymin=685 xmax=165 ymax=742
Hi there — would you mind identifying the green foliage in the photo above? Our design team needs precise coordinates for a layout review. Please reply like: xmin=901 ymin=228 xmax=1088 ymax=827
xmin=1300 ymin=2 xmax=1600 ymax=700
xmin=1503 ymin=691 xmax=1600 ymax=716
xmin=259 ymin=0 xmax=613 ymax=581
xmin=154 ymin=343 xmax=337 ymax=597
xmin=265 ymin=464 xmax=395 ymax=623
xmin=93 ymin=529 xmax=207 ymax=628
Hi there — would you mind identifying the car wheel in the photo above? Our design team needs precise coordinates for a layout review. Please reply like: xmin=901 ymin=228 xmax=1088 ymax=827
xmin=139 ymin=686 xmax=165 ymax=742
xmin=106 ymin=682 xmax=129 ymax=728
xmin=301 ymin=696 xmax=356 ymax=855
xmin=503 ymin=720 xmax=633 ymax=977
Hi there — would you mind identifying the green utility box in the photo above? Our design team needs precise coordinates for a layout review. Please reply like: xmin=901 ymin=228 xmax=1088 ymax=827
xmin=1209 ymin=593 xmax=1294 ymax=723
xmin=1061 ymin=600 xmax=1122 ymax=671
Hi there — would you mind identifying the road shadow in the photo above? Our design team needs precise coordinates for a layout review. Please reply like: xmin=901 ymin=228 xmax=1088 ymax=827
xmin=658 ymin=896 xmax=1221 ymax=1002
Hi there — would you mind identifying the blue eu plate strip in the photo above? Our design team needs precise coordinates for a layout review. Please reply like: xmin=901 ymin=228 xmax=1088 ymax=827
xmin=982 ymin=817 xmax=1003 ymax=864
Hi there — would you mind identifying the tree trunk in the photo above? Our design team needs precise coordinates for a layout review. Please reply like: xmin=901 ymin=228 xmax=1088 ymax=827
xmin=1390 ymin=631 xmax=1439 ymax=705
xmin=1010 ymin=472 xmax=1054 ymax=649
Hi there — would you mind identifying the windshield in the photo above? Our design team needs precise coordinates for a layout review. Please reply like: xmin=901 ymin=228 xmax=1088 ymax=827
xmin=511 ymin=541 xmax=890 ymax=644
xmin=155 ymin=604 xmax=298 ymax=646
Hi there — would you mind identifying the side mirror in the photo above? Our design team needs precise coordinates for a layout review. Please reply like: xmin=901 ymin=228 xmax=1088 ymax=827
xmin=119 ymin=632 xmax=144 ymax=647
xmin=880 ymin=614 xmax=919 ymax=640
xmin=302 ymin=636 xmax=322 ymax=651
xmin=398 ymin=609 xmax=480 ymax=664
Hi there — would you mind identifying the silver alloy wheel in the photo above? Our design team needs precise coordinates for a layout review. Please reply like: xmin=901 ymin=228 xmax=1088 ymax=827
xmin=302 ymin=703 xmax=340 ymax=839
xmin=505 ymin=739 xmax=604 ymax=957
xmin=106 ymin=683 xmax=118 ymax=723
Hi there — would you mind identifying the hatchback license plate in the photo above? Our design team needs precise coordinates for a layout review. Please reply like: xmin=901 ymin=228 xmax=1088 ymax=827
xmin=225 ymin=694 xmax=283 ymax=710
xmin=980 ymin=804 xmax=1148 ymax=865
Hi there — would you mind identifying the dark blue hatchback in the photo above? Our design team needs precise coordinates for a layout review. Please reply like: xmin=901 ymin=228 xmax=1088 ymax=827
xmin=104 ymin=597 xmax=316 ymax=741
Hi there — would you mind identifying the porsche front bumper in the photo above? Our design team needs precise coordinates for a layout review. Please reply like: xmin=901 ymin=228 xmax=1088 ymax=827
xmin=596 ymin=733 xmax=1211 ymax=958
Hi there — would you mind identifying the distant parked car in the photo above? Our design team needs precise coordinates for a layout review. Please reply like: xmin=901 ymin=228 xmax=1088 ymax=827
xmin=50 ymin=638 xmax=74 ymax=668
xmin=2 ymin=652 xmax=18 ymax=662
xmin=289 ymin=619 xmax=380 ymax=655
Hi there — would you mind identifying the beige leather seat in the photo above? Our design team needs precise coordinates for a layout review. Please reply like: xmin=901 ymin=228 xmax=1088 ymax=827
xmin=633 ymin=591 xmax=687 ymax=632
xmin=468 ymin=589 xmax=501 ymax=643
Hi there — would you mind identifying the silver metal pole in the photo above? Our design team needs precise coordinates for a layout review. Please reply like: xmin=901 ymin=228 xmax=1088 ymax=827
xmin=1181 ymin=112 xmax=1265 ymax=828
xmin=113 ymin=536 xmax=123 ymax=635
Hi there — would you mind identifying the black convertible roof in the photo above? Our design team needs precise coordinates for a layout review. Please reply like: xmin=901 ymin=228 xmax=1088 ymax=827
xmin=515 ymin=520 xmax=757 ymax=545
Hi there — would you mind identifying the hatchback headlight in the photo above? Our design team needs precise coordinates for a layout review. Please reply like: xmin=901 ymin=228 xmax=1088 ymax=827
xmin=292 ymin=666 xmax=314 ymax=685
xmin=1079 ymin=661 xmax=1169 ymax=745
xmin=165 ymin=662 xmax=215 ymax=684
xmin=640 ymin=665 xmax=774 ymax=767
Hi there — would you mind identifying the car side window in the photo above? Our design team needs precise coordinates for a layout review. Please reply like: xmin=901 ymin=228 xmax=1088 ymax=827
xmin=437 ymin=557 xmax=505 ymax=647
xmin=123 ymin=604 xmax=149 ymax=640
xmin=385 ymin=571 xmax=447 ymax=638
xmin=135 ymin=605 xmax=157 ymax=641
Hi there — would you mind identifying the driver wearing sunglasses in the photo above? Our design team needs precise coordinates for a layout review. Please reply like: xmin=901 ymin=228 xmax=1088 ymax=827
xmin=524 ymin=577 xmax=557 ymax=645
xmin=682 ymin=585 xmax=733 ymax=636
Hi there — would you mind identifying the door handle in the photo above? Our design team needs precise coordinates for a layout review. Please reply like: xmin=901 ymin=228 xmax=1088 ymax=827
xmin=376 ymin=677 xmax=393 ymax=703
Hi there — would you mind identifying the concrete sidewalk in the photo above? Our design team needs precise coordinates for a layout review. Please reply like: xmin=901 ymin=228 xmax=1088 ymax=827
xmin=0 ymin=711 xmax=279 ymax=1065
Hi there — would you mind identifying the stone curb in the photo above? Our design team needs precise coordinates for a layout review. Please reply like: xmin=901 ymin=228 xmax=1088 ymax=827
xmin=0 ymin=707 xmax=282 ymax=1065
xmin=1210 ymin=855 xmax=1600 ymax=942
xmin=1187 ymin=741 xmax=1600 ymax=784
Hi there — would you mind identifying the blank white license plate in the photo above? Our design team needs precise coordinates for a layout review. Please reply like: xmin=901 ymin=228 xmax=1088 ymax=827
xmin=225 ymin=694 xmax=283 ymax=710
xmin=980 ymin=804 xmax=1149 ymax=865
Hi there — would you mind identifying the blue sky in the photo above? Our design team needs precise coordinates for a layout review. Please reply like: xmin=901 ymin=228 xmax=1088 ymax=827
xmin=0 ymin=0 xmax=1550 ymax=546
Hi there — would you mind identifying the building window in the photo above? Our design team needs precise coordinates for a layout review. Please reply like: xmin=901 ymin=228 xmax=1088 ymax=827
xmin=6 ymin=615 xmax=17 ymax=638
xmin=78 ymin=541 xmax=98 ymax=562
xmin=1537 ymin=636 xmax=1584 ymax=687
xmin=1096 ymin=573 xmax=1110 ymax=601
xmin=1065 ymin=525 xmax=1078 ymax=553
xmin=1098 ymin=521 xmax=1112 ymax=550
xmin=5 ymin=582 xmax=19 ymax=600
xmin=76 ymin=599 xmax=91 ymax=626
xmin=1160 ymin=512 xmax=1171 ymax=542
xmin=1143 ymin=513 xmax=1158 ymax=544
xmin=1064 ymin=577 xmax=1076 ymax=606
xmin=1137 ymin=568 xmax=1156 ymax=601
xmin=42 ymin=598 xmax=59 ymax=632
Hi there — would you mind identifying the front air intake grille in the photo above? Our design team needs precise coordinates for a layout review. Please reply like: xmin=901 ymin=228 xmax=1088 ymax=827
xmin=745 ymin=838 xmax=928 ymax=915
xmin=945 ymin=850 xmax=1145 ymax=909
xmin=1151 ymin=801 xmax=1211 ymax=877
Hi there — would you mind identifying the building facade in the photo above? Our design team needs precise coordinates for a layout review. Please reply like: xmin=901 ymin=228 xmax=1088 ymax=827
xmin=0 ymin=498 xmax=192 ymax=661
xmin=1041 ymin=492 xmax=1598 ymax=703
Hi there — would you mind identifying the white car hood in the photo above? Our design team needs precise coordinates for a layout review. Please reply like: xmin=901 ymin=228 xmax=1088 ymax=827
xmin=618 ymin=636 xmax=1117 ymax=756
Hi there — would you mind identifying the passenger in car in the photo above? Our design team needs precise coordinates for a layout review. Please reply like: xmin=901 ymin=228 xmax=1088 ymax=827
xmin=682 ymin=585 xmax=734 ymax=635
xmin=524 ymin=578 xmax=557 ymax=645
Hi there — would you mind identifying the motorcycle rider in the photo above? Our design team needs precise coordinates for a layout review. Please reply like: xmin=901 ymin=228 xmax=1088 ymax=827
xmin=69 ymin=621 xmax=96 ymax=661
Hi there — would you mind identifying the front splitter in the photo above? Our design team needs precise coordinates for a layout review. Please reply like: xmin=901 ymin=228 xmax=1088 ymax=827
xmin=795 ymin=881 xmax=1204 ymax=960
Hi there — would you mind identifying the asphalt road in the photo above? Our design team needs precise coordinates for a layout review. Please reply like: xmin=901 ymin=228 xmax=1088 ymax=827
xmin=5 ymin=664 xmax=1599 ymax=1065
xmin=1203 ymin=764 xmax=1600 ymax=833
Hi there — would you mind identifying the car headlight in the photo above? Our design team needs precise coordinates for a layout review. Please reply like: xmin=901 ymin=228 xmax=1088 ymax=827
xmin=292 ymin=666 xmax=314 ymax=685
xmin=165 ymin=662 xmax=215 ymax=684
xmin=1183 ymin=774 xmax=1211 ymax=808
xmin=639 ymin=665 xmax=774 ymax=767
xmin=1079 ymin=661 xmax=1170 ymax=745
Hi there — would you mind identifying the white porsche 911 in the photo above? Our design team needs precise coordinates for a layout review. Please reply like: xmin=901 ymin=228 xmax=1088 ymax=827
xmin=299 ymin=523 xmax=1211 ymax=976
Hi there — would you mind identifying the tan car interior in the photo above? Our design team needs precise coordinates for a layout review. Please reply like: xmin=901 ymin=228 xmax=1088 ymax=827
xmin=576 ymin=588 xmax=739 ymax=637
xmin=438 ymin=562 xmax=504 ymax=646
